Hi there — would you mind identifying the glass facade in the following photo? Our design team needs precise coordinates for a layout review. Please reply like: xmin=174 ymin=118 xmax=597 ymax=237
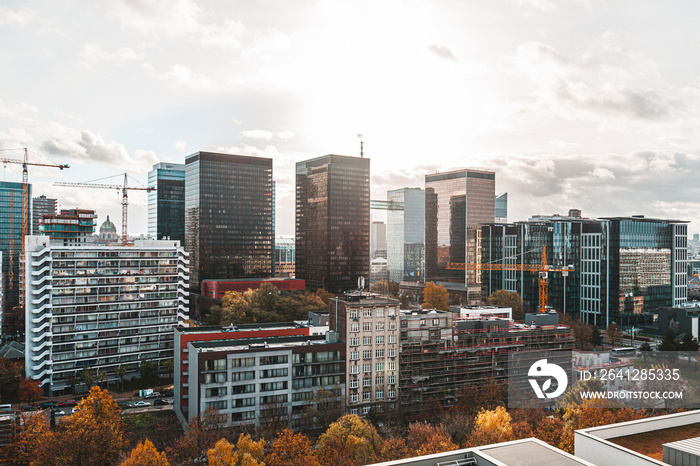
xmin=387 ymin=188 xmax=425 ymax=282
xmin=148 ymin=163 xmax=185 ymax=243
xmin=495 ymin=192 xmax=508 ymax=223
xmin=0 ymin=181 xmax=30 ymax=309
xmin=295 ymin=155 xmax=370 ymax=292
xmin=185 ymin=152 xmax=273 ymax=289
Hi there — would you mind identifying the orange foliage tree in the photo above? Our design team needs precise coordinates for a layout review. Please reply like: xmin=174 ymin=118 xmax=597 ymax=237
xmin=406 ymin=422 xmax=458 ymax=456
xmin=468 ymin=406 xmax=515 ymax=447
xmin=266 ymin=428 xmax=320 ymax=466
xmin=121 ymin=439 xmax=170 ymax=466
xmin=18 ymin=377 xmax=42 ymax=404
xmin=317 ymin=414 xmax=384 ymax=466
xmin=422 ymin=282 xmax=449 ymax=311
xmin=1 ymin=412 xmax=47 ymax=465
xmin=206 ymin=434 xmax=266 ymax=466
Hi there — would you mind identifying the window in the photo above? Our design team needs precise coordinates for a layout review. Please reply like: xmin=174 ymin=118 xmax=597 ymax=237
xmin=260 ymin=394 xmax=287 ymax=404
xmin=387 ymin=362 xmax=396 ymax=371
xmin=363 ymin=350 xmax=372 ymax=359
xmin=363 ymin=322 xmax=371 ymax=332
xmin=205 ymin=387 xmax=227 ymax=397
xmin=376 ymin=349 xmax=384 ymax=358
xmin=433 ymin=319 xmax=440 ymax=326
xmin=259 ymin=355 xmax=288 ymax=365
xmin=363 ymin=336 xmax=371 ymax=345
xmin=376 ymin=390 xmax=384 ymax=399
xmin=362 ymin=405 xmax=371 ymax=414
xmin=232 ymin=357 xmax=255 ymax=367
xmin=363 ymin=377 xmax=372 ymax=387
xmin=232 ymin=397 xmax=255 ymax=408
xmin=260 ymin=381 xmax=288 ymax=391
xmin=232 ymin=410 xmax=255 ymax=421
xmin=389 ymin=322 xmax=396 ymax=330
xmin=231 ymin=371 xmax=254 ymax=381
xmin=350 ymin=394 xmax=359 ymax=403
xmin=364 ymin=309 xmax=372 ymax=318
xmin=350 ymin=323 xmax=359 ymax=333
xmin=350 ymin=408 xmax=359 ymax=415
xmin=362 ymin=391 xmax=371 ymax=401
xmin=375 ymin=362 xmax=384 ymax=371
xmin=388 ymin=308 xmax=396 ymax=317
xmin=350 ymin=365 xmax=359 ymax=374
xmin=375 ymin=376 xmax=384 ymax=385
xmin=350 ymin=310 xmax=358 ymax=319
xmin=419 ymin=319 xmax=426 ymax=326
xmin=205 ymin=359 xmax=226 ymax=371
xmin=350 ymin=337 xmax=359 ymax=347
xmin=204 ymin=372 xmax=227 ymax=383
xmin=231 ymin=384 xmax=255 ymax=394
xmin=376 ymin=322 xmax=384 ymax=331
xmin=260 ymin=368 xmax=288 ymax=378
xmin=205 ymin=400 xmax=227 ymax=410
xmin=376 ymin=336 xmax=384 ymax=345
xmin=376 ymin=308 xmax=384 ymax=318
xmin=388 ymin=375 xmax=396 ymax=385
xmin=350 ymin=379 xmax=359 ymax=389
xmin=350 ymin=351 xmax=359 ymax=360
xmin=388 ymin=348 xmax=396 ymax=358
xmin=388 ymin=335 xmax=396 ymax=344
xmin=363 ymin=364 xmax=371 ymax=373
xmin=388 ymin=389 xmax=396 ymax=398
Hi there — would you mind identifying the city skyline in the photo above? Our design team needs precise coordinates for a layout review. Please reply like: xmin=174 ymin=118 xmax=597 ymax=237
xmin=2 ymin=1 xmax=700 ymax=237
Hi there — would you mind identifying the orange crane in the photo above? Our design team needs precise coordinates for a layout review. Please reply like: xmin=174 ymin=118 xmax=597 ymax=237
xmin=446 ymin=246 xmax=574 ymax=313
xmin=55 ymin=173 xmax=154 ymax=246
xmin=0 ymin=148 xmax=69 ymax=296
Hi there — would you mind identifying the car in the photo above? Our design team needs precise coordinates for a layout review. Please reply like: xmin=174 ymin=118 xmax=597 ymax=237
xmin=39 ymin=401 xmax=57 ymax=410
xmin=58 ymin=400 xmax=77 ymax=407
xmin=20 ymin=405 xmax=34 ymax=411
xmin=52 ymin=409 xmax=66 ymax=416
xmin=161 ymin=390 xmax=174 ymax=397
xmin=116 ymin=401 xmax=131 ymax=410
xmin=71 ymin=406 xmax=80 ymax=414
xmin=133 ymin=401 xmax=151 ymax=407
xmin=145 ymin=392 xmax=161 ymax=399
xmin=153 ymin=399 xmax=169 ymax=406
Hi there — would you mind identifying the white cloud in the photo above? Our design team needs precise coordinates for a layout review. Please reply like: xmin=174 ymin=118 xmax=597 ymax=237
xmin=174 ymin=140 xmax=187 ymax=152
xmin=146 ymin=64 xmax=218 ymax=92
xmin=106 ymin=0 xmax=202 ymax=36
xmin=239 ymin=130 xmax=273 ymax=140
xmin=0 ymin=5 xmax=35 ymax=27
xmin=200 ymin=19 xmax=246 ymax=49
xmin=276 ymin=131 xmax=294 ymax=140
xmin=80 ymin=44 xmax=143 ymax=63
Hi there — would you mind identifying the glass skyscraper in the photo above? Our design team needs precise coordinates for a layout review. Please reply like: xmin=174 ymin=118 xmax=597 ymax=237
xmin=387 ymin=187 xmax=425 ymax=282
xmin=295 ymin=154 xmax=370 ymax=292
xmin=0 ymin=181 xmax=29 ymax=309
xmin=185 ymin=152 xmax=273 ymax=289
xmin=148 ymin=163 xmax=186 ymax=243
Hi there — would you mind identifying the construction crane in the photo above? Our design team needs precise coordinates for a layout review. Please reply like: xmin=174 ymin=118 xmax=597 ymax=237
xmin=0 ymin=148 xmax=69 ymax=297
xmin=446 ymin=246 xmax=574 ymax=313
xmin=55 ymin=173 xmax=154 ymax=246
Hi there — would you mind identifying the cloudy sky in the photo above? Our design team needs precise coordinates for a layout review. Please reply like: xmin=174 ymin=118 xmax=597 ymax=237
xmin=3 ymin=0 xmax=700 ymax=237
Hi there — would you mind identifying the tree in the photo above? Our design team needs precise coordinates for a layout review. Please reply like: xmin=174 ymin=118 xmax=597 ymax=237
xmin=487 ymin=290 xmax=524 ymax=320
xmin=97 ymin=369 xmax=108 ymax=388
xmin=207 ymin=434 xmax=266 ymax=466
xmin=422 ymin=282 xmax=449 ymax=311
xmin=1 ymin=412 xmax=47 ymax=465
xmin=589 ymin=326 xmax=603 ymax=349
xmin=468 ymin=406 xmax=515 ymax=446
xmin=606 ymin=323 xmax=623 ymax=349
xmin=167 ymin=408 xmax=231 ymax=464
xmin=79 ymin=367 xmax=95 ymax=391
xmin=115 ymin=365 xmax=127 ymax=391
xmin=121 ymin=439 xmax=170 ymax=466
xmin=266 ymin=428 xmax=320 ymax=466
xmin=258 ymin=401 xmax=290 ymax=440
xmin=139 ymin=359 xmax=158 ymax=379
xmin=163 ymin=358 xmax=174 ymax=378
xmin=0 ymin=358 xmax=23 ymax=401
xmin=574 ymin=322 xmax=592 ymax=350
xmin=315 ymin=288 xmax=335 ymax=305
xmin=679 ymin=332 xmax=699 ymax=366
xmin=303 ymin=386 xmax=343 ymax=432
xmin=317 ymin=415 xmax=384 ymax=466
xmin=406 ymin=422 xmax=458 ymax=456
xmin=658 ymin=327 xmax=679 ymax=359
xmin=18 ymin=377 xmax=42 ymax=404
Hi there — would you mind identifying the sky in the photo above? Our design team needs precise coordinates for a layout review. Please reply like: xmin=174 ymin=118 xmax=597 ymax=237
xmin=2 ymin=0 xmax=700 ymax=237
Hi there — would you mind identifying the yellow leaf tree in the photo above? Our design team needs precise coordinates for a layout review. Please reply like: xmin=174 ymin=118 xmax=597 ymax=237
xmin=468 ymin=406 xmax=515 ymax=447
xmin=1 ymin=412 xmax=47 ymax=465
xmin=422 ymin=282 xmax=449 ymax=311
xmin=121 ymin=439 xmax=170 ymax=466
xmin=266 ymin=428 xmax=320 ymax=466
xmin=406 ymin=422 xmax=458 ymax=456
xmin=316 ymin=414 xmax=383 ymax=466
xmin=207 ymin=434 xmax=266 ymax=466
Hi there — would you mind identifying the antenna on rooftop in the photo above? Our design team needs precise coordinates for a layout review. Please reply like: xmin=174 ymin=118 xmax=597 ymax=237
xmin=357 ymin=134 xmax=364 ymax=158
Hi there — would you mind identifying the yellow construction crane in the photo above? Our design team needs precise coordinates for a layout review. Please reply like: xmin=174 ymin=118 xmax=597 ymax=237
xmin=55 ymin=173 xmax=154 ymax=246
xmin=446 ymin=246 xmax=574 ymax=313
xmin=0 ymin=148 xmax=69 ymax=296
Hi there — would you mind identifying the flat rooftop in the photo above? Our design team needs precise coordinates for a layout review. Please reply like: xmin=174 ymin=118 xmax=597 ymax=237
xmin=190 ymin=334 xmax=335 ymax=353
xmin=609 ymin=422 xmax=700 ymax=462
xmin=176 ymin=322 xmax=305 ymax=334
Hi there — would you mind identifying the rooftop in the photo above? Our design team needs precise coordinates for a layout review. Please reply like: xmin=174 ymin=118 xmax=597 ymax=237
xmin=190 ymin=334 xmax=337 ymax=353
xmin=176 ymin=322 xmax=305 ymax=334
xmin=609 ymin=423 xmax=700 ymax=462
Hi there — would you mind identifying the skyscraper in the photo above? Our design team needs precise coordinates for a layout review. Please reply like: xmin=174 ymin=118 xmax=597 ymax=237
xmin=425 ymin=169 xmax=494 ymax=302
xmin=0 ymin=181 xmax=29 ymax=309
xmin=495 ymin=192 xmax=508 ymax=223
xmin=32 ymin=195 xmax=56 ymax=235
xmin=370 ymin=221 xmax=387 ymax=259
xmin=296 ymin=154 xmax=370 ymax=292
xmin=148 ymin=163 xmax=185 ymax=243
xmin=185 ymin=152 xmax=273 ymax=289
xmin=387 ymin=188 xmax=425 ymax=282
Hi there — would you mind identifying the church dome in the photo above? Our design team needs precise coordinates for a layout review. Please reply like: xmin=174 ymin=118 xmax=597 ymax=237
xmin=99 ymin=215 xmax=117 ymax=234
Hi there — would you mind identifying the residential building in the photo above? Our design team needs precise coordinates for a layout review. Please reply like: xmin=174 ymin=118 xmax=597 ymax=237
xmin=371 ymin=221 xmax=387 ymax=260
xmin=39 ymin=209 xmax=97 ymax=245
xmin=185 ymin=152 xmax=273 ymax=289
xmin=182 ymin=333 xmax=344 ymax=430
xmin=400 ymin=309 xmax=453 ymax=343
xmin=425 ymin=169 xmax=495 ymax=303
xmin=200 ymin=278 xmax=305 ymax=299
xmin=329 ymin=292 xmax=399 ymax=415
xmin=274 ymin=237 xmax=295 ymax=278
xmin=296 ymin=154 xmax=370 ymax=293
xmin=387 ymin=188 xmax=425 ymax=283
xmin=0 ymin=181 xmax=29 ymax=309
xmin=24 ymin=236 xmax=189 ymax=396
xmin=31 ymin=195 xmax=56 ymax=235
xmin=148 ymin=162 xmax=186 ymax=243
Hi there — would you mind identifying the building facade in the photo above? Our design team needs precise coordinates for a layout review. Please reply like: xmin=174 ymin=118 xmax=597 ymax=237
xmin=296 ymin=155 xmax=370 ymax=292
xmin=0 ymin=181 xmax=29 ymax=309
xmin=495 ymin=192 xmax=508 ymax=223
xmin=185 ymin=152 xmax=273 ymax=289
xmin=387 ymin=188 xmax=425 ymax=283
xmin=371 ymin=221 xmax=387 ymax=260
xmin=148 ymin=162 xmax=186 ymax=243
xmin=329 ymin=293 xmax=399 ymax=415
xmin=274 ymin=238 xmax=295 ymax=278
xmin=32 ymin=195 xmax=56 ymax=235
xmin=39 ymin=209 xmax=97 ymax=245
xmin=24 ymin=236 xmax=189 ymax=395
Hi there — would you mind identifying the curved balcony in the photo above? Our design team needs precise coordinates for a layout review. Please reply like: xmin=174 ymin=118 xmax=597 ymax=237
xmin=31 ymin=274 xmax=52 ymax=286
xmin=31 ymin=265 xmax=51 ymax=277
xmin=31 ymin=348 xmax=51 ymax=362
xmin=31 ymin=294 xmax=51 ymax=305
xmin=31 ymin=302 xmax=53 ymax=314
xmin=31 ymin=313 xmax=52 ymax=325
xmin=31 ymin=284 xmax=52 ymax=295
xmin=31 ymin=321 xmax=51 ymax=335
xmin=31 ymin=255 xmax=52 ymax=267
xmin=31 ymin=248 xmax=51 ymax=258
xmin=31 ymin=364 xmax=53 ymax=379
xmin=32 ymin=339 xmax=52 ymax=353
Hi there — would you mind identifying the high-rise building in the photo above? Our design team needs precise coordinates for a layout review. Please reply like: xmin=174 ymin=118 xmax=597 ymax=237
xmin=425 ymin=169 xmax=495 ymax=302
xmin=495 ymin=192 xmax=508 ymax=223
xmin=39 ymin=209 xmax=97 ymax=245
xmin=296 ymin=154 xmax=370 ymax=292
xmin=274 ymin=238 xmax=295 ymax=278
xmin=24 ymin=236 xmax=189 ymax=395
xmin=32 ymin=195 xmax=56 ymax=235
xmin=185 ymin=152 xmax=273 ymax=289
xmin=0 ymin=181 xmax=29 ymax=309
xmin=148 ymin=163 xmax=186 ymax=243
xmin=370 ymin=221 xmax=387 ymax=260
xmin=387 ymin=188 xmax=425 ymax=282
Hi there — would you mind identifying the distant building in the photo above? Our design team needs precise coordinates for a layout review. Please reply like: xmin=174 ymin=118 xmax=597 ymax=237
xmin=494 ymin=192 xmax=508 ymax=223
xmin=296 ymin=155 xmax=370 ymax=292
xmin=24 ymin=236 xmax=189 ymax=396
xmin=387 ymin=188 xmax=425 ymax=283
xmin=371 ymin=221 xmax=387 ymax=260
xmin=369 ymin=257 xmax=388 ymax=285
xmin=97 ymin=215 xmax=119 ymax=244
xmin=200 ymin=278 xmax=305 ymax=299
xmin=0 ymin=181 xmax=29 ymax=309
xmin=274 ymin=238 xmax=295 ymax=278
xmin=31 ymin=195 xmax=56 ymax=235
xmin=185 ymin=152 xmax=274 ymax=290
xmin=39 ymin=208 xmax=97 ymax=245
xmin=148 ymin=162 xmax=185 ymax=243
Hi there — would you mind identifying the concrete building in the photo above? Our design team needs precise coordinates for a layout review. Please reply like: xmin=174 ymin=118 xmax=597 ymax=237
xmin=371 ymin=221 xmax=387 ymax=260
xmin=38 ymin=209 xmax=97 ymax=245
xmin=387 ymin=188 xmax=425 ymax=283
xmin=148 ymin=162 xmax=185 ymax=243
xmin=24 ymin=236 xmax=189 ymax=395
xmin=330 ymin=292 xmax=399 ymax=415
xmin=31 ymin=195 xmax=56 ymax=235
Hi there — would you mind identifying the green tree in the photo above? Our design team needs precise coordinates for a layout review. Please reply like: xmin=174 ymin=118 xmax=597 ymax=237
xmin=422 ymin=282 xmax=449 ymax=311
xmin=487 ymin=290 xmax=523 ymax=320
xmin=79 ymin=367 xmax=95 ymax=391
xmin=679 ymin=332 xmax=698 ymax=366
xmin=139 ymin=359 xmax=158 ymax=379
xmin=114 ymin=365 xmax=127 ymax=391
xmin=163 ymin=358 xmax=174 ymax=378
xmin=589 ymin=326 xmax=603 ymax=348
xmin=658 ymin=327 xmax=679 ymax=354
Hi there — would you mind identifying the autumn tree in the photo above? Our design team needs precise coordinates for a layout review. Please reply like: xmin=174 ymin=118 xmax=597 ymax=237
xmin=406 ymin=422 xmax=458 ymax=456
xmin=422 ymin=282 xmax=449 ymax=311
xmin=589 ymin=326 xmax=603 ymax=349
xmin=606 ymin=323 xmax=623 ymax=349
xmin=18 ymin=377 xmax=42 ymax=404
xmin=1 ymin=412 xmax=47 ymax=465
xmin=303 ymin=386 xmax=343 ymax=432
xmin=258 ymin=401 xmax=290 ymax=440
xmin=562 ymin=397 xmax=645 ymax=433
xmin=317 ymin=414 xmax=384 ymax=466
xmin=167 ymin=408 xmax=233 ymax=464
xmin=0 ymin=358 xmax=22 ymax=401
xmin=207 ymin=434 xmax=266 ymax=466
xmin=266 ymin=428 xmax=320 ymax=466
xmin=121 ymin=439 xmax=170 ymax=466
xmin=487 ymin=290 xmax=524 ymax=320
xmin=468 ymin=406 xmax=515 ymax=447
xmin=378 ymin=437 xmax=412 ymax=462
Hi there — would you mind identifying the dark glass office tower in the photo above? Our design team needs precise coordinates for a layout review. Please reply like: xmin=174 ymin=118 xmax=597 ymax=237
xmin=296 ymin=154 xmax=370 ymax=293
xmin=425 ymin=169 xmax=495 ymax=298
xmin=148 ymin=163 xmax=185 ymax=243
xmin=32 ymin=195 xmax=56 ymax=235
xmin=0 ymin=181 xmax=30 ymax=309
xmin=185 ymin=152 xmax=273 ymax=289
xmin=387 ymin=188 xmax=425 ymax=282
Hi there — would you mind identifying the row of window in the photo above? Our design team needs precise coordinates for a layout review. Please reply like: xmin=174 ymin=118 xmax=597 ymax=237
xmin=348 ymin=308 xmax=396 ymax=319
xmin=349 ymin=361 xmax=396 ymax=373
xmin=349 ymin=335 xmax=396 ymax=346
xmin=350 ymin=321 xmax=397 ymax=332
xmin=349 ymin=348 xmax=396 ymax=360
xmin=349 ymin=375 xmax=396 ymax=388
xmin=349 ymin=389 xmax=395 ymax=402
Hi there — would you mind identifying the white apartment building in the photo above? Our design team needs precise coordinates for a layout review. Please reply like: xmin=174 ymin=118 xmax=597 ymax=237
xmin=330 ymin=292 xmax=399 ymax=416
xmin=24 ymin=236 xmax=189 ymax=395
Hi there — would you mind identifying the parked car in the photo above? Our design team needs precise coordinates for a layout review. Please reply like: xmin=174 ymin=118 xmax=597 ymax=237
xmin=20 ymin=405 xmax=34 ymax=411
xmin=116 ymin=401 xmax=131 ymax=410
xmin=153 ymin=399 xmax=169 ymax=406
xmin=161 ymin=390 xmax=174 ymax=397
xmin=53 ymin=409 xmax=66 ymax=416
xmin=71 ymin=406 xmax=80 ymax=414
xmin=39 ymin=401 xmax=57 ymax=410
xmin=145 ymin=391 xmax=161 ymax=399
xmin=58 ymin=400 xmax=77 ymax=407
xmin=133 ymin=401 xmax=151 ymax=407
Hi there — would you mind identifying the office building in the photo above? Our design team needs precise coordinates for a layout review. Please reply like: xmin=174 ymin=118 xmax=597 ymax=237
xmin=31 ymin=195 xmax=56 ymax=235
xmin=296 ymin=155 xmax=370 ymax=292
xmin=495 ymin=192 xmax=508 ymax=223
xmin=148 ymin=163 xmax=186 ymax=243
xmin=371 ymin=221 xmax=387 ymax=260
xmin=185 ymin=152 xmax=273 ymax=289
xmin=387 ymin=188 xmax=425 ymax=282
xmin=425 ymin=169 xmax=495 ymax=303
xmin=39 ymin=209 xmax=97 ymax=245
xmin=24 ymin=236 xmax=189 ymax=396
xmin=274 ymin=237 xmax=295 ymax=278
xmin=330 ymin=292 xmax=399 ymax=415
xmin=0 ymin=181 xmax=29 ymax=309
xmin=369 ymin=257 xmax=388 ymax=285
